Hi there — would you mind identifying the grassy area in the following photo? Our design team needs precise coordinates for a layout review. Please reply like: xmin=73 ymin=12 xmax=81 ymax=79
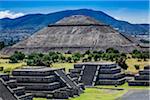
xmin=95 ymin=83 xmax=150 ymax=90
xmin=0 ymin=59 xmax=26 ymax=73
xmin=33 ymin=83 xmax=150 ymax=100
xmin=71 ymin=88 xmax=127 ymax=100
xmin=0 ymin=57 xmax=149 ymax=74
xmin=33 ymin=98 xmax=47 ymax=100
xmin=126 ymin=58 xmax=150 ymax=74
xmin=52 ymin=62 xmax=74 ymax=73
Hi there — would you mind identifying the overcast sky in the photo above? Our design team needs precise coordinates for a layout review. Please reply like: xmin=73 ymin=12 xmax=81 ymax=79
xmin=0 ymin=0 xmax=149 ymax=24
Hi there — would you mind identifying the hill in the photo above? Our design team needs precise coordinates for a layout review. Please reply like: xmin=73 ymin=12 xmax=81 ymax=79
xmin=0 ymin=9 xmax=149 ymax=45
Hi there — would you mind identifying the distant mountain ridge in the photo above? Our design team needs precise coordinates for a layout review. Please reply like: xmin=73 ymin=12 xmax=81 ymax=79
xmin=0 ymin=9 xmax=149 ymax=44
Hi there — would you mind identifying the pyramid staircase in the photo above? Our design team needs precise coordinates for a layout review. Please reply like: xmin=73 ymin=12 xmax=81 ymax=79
xmin=69 ymin=63 xmax=126 ymax=86
xmin=80 ymin=65 xmax=100 ymax=86
xmin=54 ymin=69 xmax=83 ymax=94
xmin=0 ymin=73 xmax=33 ymax=100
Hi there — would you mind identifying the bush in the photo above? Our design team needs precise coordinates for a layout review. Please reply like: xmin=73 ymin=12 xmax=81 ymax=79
xmin=134 ymin=65 xmax=140 ymax=70
xmin=116 ymin=57 xmax=128 ymax=70
xmin=9 ymin=51 xmax=25 ymax=63
xmin=66 ymin=57 xmax=72 ymax=63
xmin=9 ymin=56 xmax=18 ymax=63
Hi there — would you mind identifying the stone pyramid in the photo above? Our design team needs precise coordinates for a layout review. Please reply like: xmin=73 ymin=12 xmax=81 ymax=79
xmin=2 ymin=15 xmax=138 ymax=54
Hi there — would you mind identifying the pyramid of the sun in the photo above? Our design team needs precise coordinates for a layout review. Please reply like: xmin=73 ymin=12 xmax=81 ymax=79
xmin=2 ymin=15 xmax=139 ymax=54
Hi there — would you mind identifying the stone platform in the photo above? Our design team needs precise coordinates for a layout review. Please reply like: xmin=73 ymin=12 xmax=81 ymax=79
xmin=128 ymin=65 xmax=150 ymax=86
xmin=69 ymin=62 xmax=126 ymax=86
xmin=12 ymin=66 xmax=83 ymax=99
xmin=0 ymin=73 xmax=33 ymax=100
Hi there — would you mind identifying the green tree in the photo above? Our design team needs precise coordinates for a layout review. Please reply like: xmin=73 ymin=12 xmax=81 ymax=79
xmin=9 ymin=56 xmax=18 ymax=63
xmin=9 ymin=51 xmax=25 ymax=63
xmin=66 ymin=57 xmax=72 ymax=63
xmin=116 ymin=57 xmax=128 ymax=70
xmin=134 ymin=65 xmax=140 ymax=70
xmin=84 ymin=50 xmax=91 ymax=55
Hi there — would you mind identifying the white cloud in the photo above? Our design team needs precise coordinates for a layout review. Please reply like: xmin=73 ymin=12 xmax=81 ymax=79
xmin=0 ymin=10 xmax=24 ymax=19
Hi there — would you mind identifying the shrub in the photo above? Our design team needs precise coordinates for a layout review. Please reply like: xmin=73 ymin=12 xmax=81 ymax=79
xmin=9 ymin=51 xmax=25 ymax=63
xmin=134 ymin=65 xmax=140 ymax=70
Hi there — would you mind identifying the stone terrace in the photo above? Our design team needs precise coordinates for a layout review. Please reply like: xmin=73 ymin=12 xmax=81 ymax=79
xmin=0 ymin=73 xmax=33 ymax=100
xmin=69 ymin=62 xmax=126 ymax=86
xmin=12 ymin=66 xmax=83 ymax=99
xmin=128 ymin=65 xmax=150 ymax=86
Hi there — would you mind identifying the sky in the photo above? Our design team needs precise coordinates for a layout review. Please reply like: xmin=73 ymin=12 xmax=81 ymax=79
xmin=0 ymin=0 xmax=149 ymax=24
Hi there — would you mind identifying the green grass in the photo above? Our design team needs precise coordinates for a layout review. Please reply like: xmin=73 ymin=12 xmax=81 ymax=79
xmin=33 ymin=83 xmax=150 ymax=100
xmin=33 ymin=98 xmax=47 ymax=100
xmin=70 ymin=88 xmax=127 ymax=100
xmin=0 ymin=59 xmax=26 ymax=73
xmin=126 ymin=58 xmax=150 ymax=74
xmin=95 ymin=83 xmax=150 ymax=90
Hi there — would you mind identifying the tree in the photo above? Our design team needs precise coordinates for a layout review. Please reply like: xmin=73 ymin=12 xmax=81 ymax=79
xmin=72 ymin=56 xmax=79 ymax=63
xmin=9 ymin=51 xmax=25 ymax=63
xmin=93 ymin=54 xmax=101 ymax=61
xmin=134 ymin=65 xmax=140 ymax=70
xmin=72 ymin=52 xmax=81 ymax=62
xmin=116 ymin=57 xmax=128 ymax=70
xmin=66 ymin=57 xmax=72 ymax=63
xmin=9 ymin=56 xmax=18 ymax=63
xmin=132 ymin=49 xmax=141 ymax=54
xmin=87 ymin=54 xmax=92 ymax=61
xmin=84 ymin=50 xmax=91 ymax=55
xmin=82 ymin=58 xmax=88 ymax=62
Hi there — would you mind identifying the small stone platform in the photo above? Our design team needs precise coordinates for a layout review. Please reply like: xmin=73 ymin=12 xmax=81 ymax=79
xmin=69 ymin=62 xmax=126 ymax=86
xmin=128 ymin=65 xmax=150 ymax=86
xmin=12 ymin=66 xmax=83 ymax=99
xmin=0 ymin=73 xmax=33 ymax=100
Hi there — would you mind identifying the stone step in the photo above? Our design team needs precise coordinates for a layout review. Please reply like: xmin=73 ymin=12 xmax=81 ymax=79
xmin=139 ymin=70 xmax=150 ymax=75
xmin=69 ymin=69 xmax=82 ymax=73
xmin=69 ymin=73 xmax=80 ymax=78
xmin=26 ymin=86 xmax=68 ymax=98
xmin=135 ymin=75 xmax=149 ymax=80
xmin=128 ymin=80 xmax=150 ymax=86
xmin=5 ymin=80 xmax=17 ymax=88
xmin=80 ymin=65 xmax=98 ymax=86
xmin=98 ymin=72 xmax=125 ymax=80
xmin=13 ymin=75 xmax=56 ymax=83
xmin=100 ymin=65 xmax=117 ymax=69
xmin=55 ymin=70 xmax=83 ymax=94
xmin=97 ymin=78 xmax=126 ymax=85
xmin=72 ymin=77 xmax=79 ymax=83
xmin=17 ymin=82 xmax=61 ymax=90
xmin=0 ymin=73 xmax=9 ymax=81
xmin=99 ymin=67 xmax=121 ymax=74
xmin=12 ymin=87 xmax=25 ymax=96
xmin=18 ymin=93 xmax=33 ymax=100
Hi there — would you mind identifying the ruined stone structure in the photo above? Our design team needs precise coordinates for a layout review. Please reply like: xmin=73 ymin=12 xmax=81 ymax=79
xmin=0 ymin=73 xmax=33 ymax=100
xmin=1 ymin=15 xmax=142 ymax=55
xmin=69 ymin=62 xmax=126 ymax=86
xmin=12 ymin=66 xmax=83 ymax=99
xmin=128 ymin=65 xmax=150 ymax=86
